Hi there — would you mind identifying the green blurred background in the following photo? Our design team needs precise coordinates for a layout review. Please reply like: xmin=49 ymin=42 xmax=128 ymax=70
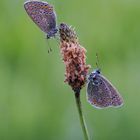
xmin=0 ymin=0 xmax=140 ymax=140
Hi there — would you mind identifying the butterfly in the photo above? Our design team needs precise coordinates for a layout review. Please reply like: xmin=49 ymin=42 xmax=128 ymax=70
xmin=24 ymin=0 xmax=58 ymax=39
xmin=87 ymin=69 xmax=123 ymax=109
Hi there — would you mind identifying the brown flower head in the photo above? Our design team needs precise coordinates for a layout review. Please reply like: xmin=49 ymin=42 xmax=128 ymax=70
xmin=59 ymin=23 xmax=90 ymax=93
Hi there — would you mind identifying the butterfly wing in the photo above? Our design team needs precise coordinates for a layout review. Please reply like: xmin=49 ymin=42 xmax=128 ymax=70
xmin=100 ymin=74 xmax=123 ymax=107
xmin=87 ymin=74 xmax=113 ymax=108
xmin=24 ymin=1 xmax=57 ymax=35
xmin=87 ymin=72 xmax=123 ymax=109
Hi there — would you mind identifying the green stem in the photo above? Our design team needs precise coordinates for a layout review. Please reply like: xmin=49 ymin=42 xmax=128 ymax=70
xmin=74 ymin=91 xmax=90 ymax=140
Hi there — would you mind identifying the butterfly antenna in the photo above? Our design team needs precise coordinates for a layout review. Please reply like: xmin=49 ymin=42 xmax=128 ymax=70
xmin=45 ymin=38 xmax=52 ymax=53
xmin=54 ymin=33 xmax=60 ymax=45
xmin=96 ymin=52 xmax=101 ymax=71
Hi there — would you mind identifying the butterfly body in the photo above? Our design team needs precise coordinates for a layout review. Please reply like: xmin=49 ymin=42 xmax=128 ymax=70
xmin=87 ymin=69 xmax=123 ymax=109
xmin=24 ymin=0 xmax=58 ymax=39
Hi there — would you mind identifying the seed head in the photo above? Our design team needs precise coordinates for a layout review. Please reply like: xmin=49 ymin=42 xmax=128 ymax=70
xmin=59 ymin=23 xmax=90 ymax=93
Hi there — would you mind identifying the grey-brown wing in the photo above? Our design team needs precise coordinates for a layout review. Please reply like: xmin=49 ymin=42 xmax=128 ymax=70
xmin=87 ymin=74 xmax=113 ymax=108
xmin=100 ymin=75 xmax=123 ymax=107
xmin=24 ymin=1 xmax=57 ymax=34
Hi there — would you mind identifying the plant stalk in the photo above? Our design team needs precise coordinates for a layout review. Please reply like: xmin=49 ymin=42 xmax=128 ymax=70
xmin=74 ymin=91 xmax=90 ymax=140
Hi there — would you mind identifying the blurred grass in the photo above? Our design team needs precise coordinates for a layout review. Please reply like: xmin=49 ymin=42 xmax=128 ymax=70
xmin=0 ymin=0 xmax=140 ymax=140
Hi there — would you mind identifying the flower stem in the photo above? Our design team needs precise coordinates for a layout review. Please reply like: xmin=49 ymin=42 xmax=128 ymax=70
xmin=74 ymin=90 xmax=90 ymax=140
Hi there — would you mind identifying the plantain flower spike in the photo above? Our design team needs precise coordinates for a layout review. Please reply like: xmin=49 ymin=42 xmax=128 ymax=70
xmin=59 ymin=23 xmax=90 ymax=93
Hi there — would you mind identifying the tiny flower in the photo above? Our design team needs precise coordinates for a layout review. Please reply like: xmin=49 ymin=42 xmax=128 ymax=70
xmin=59 ymin=23 xmax=90 ymax=93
